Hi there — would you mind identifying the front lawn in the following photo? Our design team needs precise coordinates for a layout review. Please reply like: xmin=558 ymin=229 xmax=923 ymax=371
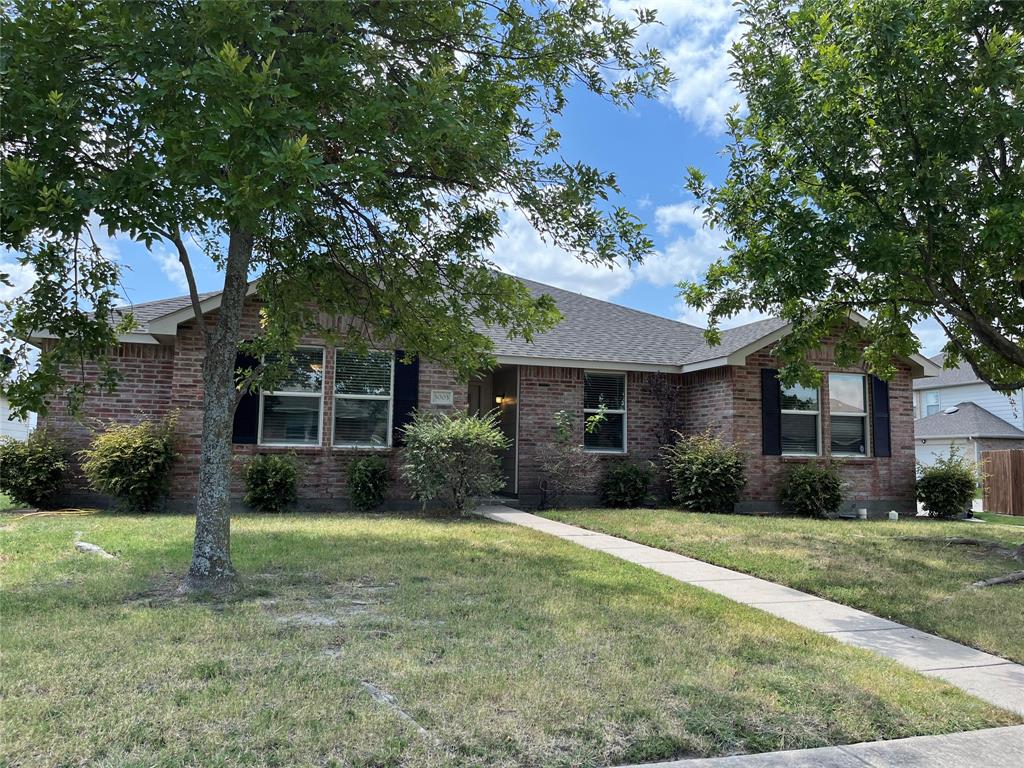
xmin=2 ymin=513 xmax=1017 ymax=767
xmin=544 ymin=509 xmax=1024 ymax=664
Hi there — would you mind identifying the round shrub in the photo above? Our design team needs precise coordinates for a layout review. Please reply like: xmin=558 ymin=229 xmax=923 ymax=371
xmin=349 ymin=455 xmax=388 ymax=512
xmin=778 ymin=462 xmax=843 ymax=517
xmin=600 ymin=460 xmax=653 ymax=508
xmin=0 ymin=429 xmax=68 ymax=507
xmin=917 ymin=451 xmax=976 ymax=519
xmin=244 ymin=454 xmax=299 ymax=513
xmin=399 ymin=410 xmax=510 ymax=515
xmin=661 ymin=431 xmax=746 ymax=513
xmin=80 ymin=417 xmax=177 ymax=512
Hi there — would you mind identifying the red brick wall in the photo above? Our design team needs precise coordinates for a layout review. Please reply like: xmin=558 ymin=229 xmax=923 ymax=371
xmin=729 ymin=341 xmax=917 ymax=514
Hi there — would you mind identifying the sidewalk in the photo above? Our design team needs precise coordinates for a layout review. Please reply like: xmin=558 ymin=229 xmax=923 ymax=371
xmin=478 ymin=505 xmax=1024 ymax=718
xmin=629 ymin=725 xmax=1024 ymax=767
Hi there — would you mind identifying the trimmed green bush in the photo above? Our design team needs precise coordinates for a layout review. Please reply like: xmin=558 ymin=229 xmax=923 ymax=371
xmin=399 ymin=410 xmax=510 ymax=515
xmin=600 ymin=460 xmax=653 ymax=508
xmin=244 ymin=454 xmax=300 ymax=513
xmin=917 ymin=451 xmax=976 ymax=519
xmin=779 ymin=462 xmax=843 ymax=517
xmin=662 ymin=431 xmax=746 ymax=513
xmin=80 ymin=418 xmax=177 ymax=512
xmin=349 ymin=455 xmax=388 ymax=512
xmin=0 ymin=430 xmax=68 ymax=507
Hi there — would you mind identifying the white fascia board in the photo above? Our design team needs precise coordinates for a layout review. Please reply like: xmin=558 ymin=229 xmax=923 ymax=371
xmin=917 ymin=434 xmax=1024 ymax=441
xmin=28 ymin=330 xmax=160 ymax=345
xmin=493 ymin=354 xmax=681 ymax=373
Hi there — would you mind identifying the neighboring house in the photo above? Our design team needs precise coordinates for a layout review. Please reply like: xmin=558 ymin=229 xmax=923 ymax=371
xmin=913 ymin=355 xmax=1024 ymax=468
xmin=914 ymin=402 xmax=1024 ymax=468
xmin=33 ymin=276 xmax=938 ymax=514
xmin=0 ymin=394 xmax=35 ymax=441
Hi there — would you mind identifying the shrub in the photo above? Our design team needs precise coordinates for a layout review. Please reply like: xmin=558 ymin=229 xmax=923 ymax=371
xmin=0 ymin=429 xmax=68 ymax=507
xmin=244 ymin=454 xmax=300 ymax=513
xmin=662 ymin=431 xmax=746 ymax=513
xmin=917 ymin=450 xmax=976 ymax=519
xmin=80 ymin=417 xmax=177 ymax=512
xmin=536 ymin=408 xmax=606 ymax=509
xmin=349 ymin=455 xmax=388 ymax=512
xmin=399 ymin=410 xmax=510 ymax=515
xmin=600 ymin=460 xmax=653 ymax=508
xmin=778 ymin=462 xmax=843 ymax=517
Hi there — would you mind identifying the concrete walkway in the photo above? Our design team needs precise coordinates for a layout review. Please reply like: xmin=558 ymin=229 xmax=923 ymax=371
xmin=628 ymin=725 xmax=1024 ymax=767
xmin=478 ymin=505 xmax=1024 ymax=718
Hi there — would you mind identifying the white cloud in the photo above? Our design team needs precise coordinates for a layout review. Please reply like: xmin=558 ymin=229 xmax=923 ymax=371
xmin=609 ymin=0 xmax=743 ymax=133
xmin=0 ymin=256 xmax=36 ymax=302
xmin=151 ymin=244 xmax=189 ymax=292
xmin=913 ymin=317 xmax=948 ymax=358
xmin=488 ymin=206 xmax=636 ymax=300
xmin=638 ymin=199 xmax=725 ymax=286
xmin=674 ymin=301 xmax=768 ymax=331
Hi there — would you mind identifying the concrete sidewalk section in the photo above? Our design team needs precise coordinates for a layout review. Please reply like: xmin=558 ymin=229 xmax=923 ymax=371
xmin=478 ymin=506 xmax=1024 ymax=718
xmin=629 ymin=725 xmax=1024 ymax=767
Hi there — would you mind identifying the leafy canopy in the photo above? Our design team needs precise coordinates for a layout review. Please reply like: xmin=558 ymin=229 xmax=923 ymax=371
xmin=685 ymin=0 xmax=1023 ymax=390
xmin=1 ymin=0 xmax=669 ymax=414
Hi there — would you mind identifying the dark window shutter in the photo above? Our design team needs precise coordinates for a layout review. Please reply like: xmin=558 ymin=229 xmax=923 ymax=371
xmin=231 ymin=351 xmax=260 ymax=444
xmin=392 ymin=351 xmax=419 ymax=446
xmin=871 ymin=375 xmax=891 ymax=457
xmin=761 ymin=368 xmax=782 ymax=455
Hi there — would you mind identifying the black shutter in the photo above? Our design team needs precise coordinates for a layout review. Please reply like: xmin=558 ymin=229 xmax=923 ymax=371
xmin=871 ymin=375 xmax=891 ymax=457
xmin=231 ymin=351 xmax=260 ymax=444
xmin=392 ymin=350 xmax=419 ymax=446
xmin=761 ymin=368 xmax=782 ymax=455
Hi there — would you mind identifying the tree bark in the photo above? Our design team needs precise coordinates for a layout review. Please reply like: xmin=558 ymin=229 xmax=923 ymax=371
xmin=182 ymin=227 xmax=253 ymax=593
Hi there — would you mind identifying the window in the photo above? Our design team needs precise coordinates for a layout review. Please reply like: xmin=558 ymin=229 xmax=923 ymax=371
xmin=583 ymin=372 xmax=626 ymax=452
xmin=259 ymin=347 xmax=324 ymax=446
xmin=780 ymin=382 xmax=819 ymax=454
xmin=829 ymin=373 xmax=868 ymax=456
xmin=924 ymin=391 xmax=940 ymax=417
xmin=333 ymin=350 xmax=393 ymax=447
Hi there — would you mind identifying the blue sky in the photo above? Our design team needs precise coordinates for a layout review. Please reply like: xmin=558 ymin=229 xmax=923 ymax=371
xmin=0 ymin=0 xmax=946 ymax=355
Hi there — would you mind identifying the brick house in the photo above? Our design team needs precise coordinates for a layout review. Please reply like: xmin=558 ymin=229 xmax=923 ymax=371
xmin=36 ymin=276 xmax=939 ymax=514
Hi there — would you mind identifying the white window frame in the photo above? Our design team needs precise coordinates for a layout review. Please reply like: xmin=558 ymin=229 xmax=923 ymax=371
xmin=780 ymin=384 xmax=820 ymax=456
xmin=829 ymin=373 xmax=871 ymax=458
xmin=583 ymin=370 xmax=627 ymax=454
xmin=331 ymin=349 xmax=395 ymax=450
xmin=924 ymin=390 xmax=940 ymax=417
xmin=257 ymin=346 xmax=325 ymax=448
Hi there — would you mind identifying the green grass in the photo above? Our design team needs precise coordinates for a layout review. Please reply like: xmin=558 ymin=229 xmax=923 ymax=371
xmin=0 ymin=494 xmax=17 ymax=512
xmin=2 ymin=513 xmax=1017 ymax=767
xmin=544 ymin=509 xmax=1024 ymax=664
xmin=975 ymin=511 xmax=1024 ymax=527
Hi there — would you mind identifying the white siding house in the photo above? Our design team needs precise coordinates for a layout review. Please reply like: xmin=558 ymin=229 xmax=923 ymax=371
xmin=913 ymin=356 xmax=1023 ymax=429
xmin=1 ymin=395 xmax=35 ymax=441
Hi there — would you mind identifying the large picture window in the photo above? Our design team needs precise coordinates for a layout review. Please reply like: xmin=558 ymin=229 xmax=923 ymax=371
xmin=830 ymin=373 xmax=868 ymax=456
xmin=258 ymin=347 xmax=324 ymax=446
xmin=583 ymin=372 xmax=626 ymax=452
xmin=333 ymin=350 xmax=394 ymax=447
xmin=780 ymin=382 xmax=819 ymax=455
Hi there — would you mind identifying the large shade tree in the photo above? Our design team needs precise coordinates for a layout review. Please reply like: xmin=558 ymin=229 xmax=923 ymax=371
xmin=684 ymin=0 xmax=1023 ymax=390
xmin=0 ymin=0 xmax=668 ymax=590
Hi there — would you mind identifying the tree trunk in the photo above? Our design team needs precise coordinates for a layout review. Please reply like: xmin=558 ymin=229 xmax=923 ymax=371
xmin=182 ymin=228 xmax=253 ymax=593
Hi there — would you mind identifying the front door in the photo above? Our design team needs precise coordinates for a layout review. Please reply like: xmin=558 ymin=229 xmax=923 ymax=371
xmin=469 ymin=366 xmax=518 ymax=494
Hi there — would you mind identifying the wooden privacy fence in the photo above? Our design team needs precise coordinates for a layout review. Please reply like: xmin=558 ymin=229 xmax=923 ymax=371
xmin=981 ymin=449 xmax=1024 ymax=516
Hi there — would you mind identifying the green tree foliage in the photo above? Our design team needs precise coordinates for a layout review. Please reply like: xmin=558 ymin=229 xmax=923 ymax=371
xmin=80 ymin=417 xmax=177 ymax=512
xmin=685 ymin=0 xmax=1023 ymax=391
xmin=399 ymin=410 xmax=510 ymax=514
xmin=0 ymin=1 xmax=667 ymax=587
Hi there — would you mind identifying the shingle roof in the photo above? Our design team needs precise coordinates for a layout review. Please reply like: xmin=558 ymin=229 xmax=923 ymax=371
xmin=680 ymin=317 xmax=788 ymax=365
xmin=914 ymin=401 xmax=1024 ymax=440
xmin=105 ymin=278 xmax=794 ymax=369
xmin=474 ymin=277 xmax=706 ymax=367
xmin=912 ymin=354 xmax=982 ymax=390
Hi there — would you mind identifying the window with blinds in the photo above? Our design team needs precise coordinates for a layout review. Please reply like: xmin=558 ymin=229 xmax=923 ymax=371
xmin=583 ymin=372 xmax=626 ymax=452
xmin=333 ymin=350 xmax=393 ymax=447
xmin=829 ymin=373 xmax=868 ymax=456
xmin=780 ymin=381 xmax=819 ymax=455
xmin=259 ymin=347 xmax=324 ymax=446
